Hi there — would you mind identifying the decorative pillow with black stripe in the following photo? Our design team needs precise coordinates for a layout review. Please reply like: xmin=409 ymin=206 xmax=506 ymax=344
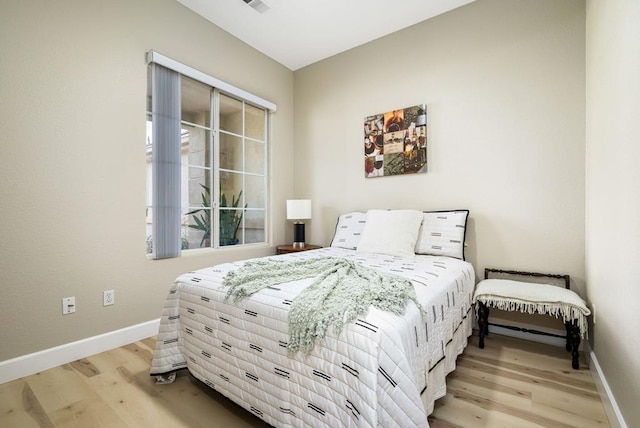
xmin=414 ymin=210 xmax=469 ymax=260
xmin=330 ymin=212 xmax=367 ymax=250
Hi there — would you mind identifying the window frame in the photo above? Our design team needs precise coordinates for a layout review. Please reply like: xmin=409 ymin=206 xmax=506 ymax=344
xmin=146 ymin=51 xmax=275 ymax=258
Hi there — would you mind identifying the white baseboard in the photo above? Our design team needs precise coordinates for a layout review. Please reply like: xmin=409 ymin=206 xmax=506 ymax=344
xmin=586 ymin=343 xmax=628 ymax=428
xmin=0 ymin=318 xmax=160 ymax=385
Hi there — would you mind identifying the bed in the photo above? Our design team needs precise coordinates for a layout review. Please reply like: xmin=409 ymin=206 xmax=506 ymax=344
xmin=150 ymin=209 xmax=474 ymax=427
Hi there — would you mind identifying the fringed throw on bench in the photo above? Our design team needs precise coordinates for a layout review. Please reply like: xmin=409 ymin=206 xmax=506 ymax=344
xmin=224 ymin=256 xmax=423 ymax=354
xmin=473 ymin=279 xmax=591 ymax=338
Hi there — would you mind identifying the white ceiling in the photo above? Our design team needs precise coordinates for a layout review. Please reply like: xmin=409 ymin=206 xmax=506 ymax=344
xmin=177 ymin=0 xmax=476 ymax=71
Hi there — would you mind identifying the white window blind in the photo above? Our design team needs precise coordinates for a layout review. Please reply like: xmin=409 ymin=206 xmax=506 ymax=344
xmin=151 ymin=64 xmax=182 ymax=259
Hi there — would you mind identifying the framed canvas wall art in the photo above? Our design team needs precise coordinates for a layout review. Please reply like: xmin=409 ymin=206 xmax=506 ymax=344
xmin=364 ymin=104 xmax=427 ymax=178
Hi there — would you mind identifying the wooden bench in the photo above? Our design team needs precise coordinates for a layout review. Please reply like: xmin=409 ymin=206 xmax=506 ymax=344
xmin=473 ymin=268 xmax=590 ymax=369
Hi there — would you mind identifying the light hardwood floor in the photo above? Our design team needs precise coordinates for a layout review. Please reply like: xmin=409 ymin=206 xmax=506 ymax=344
xmin=0 ymin=333 xmax=610 ymax=427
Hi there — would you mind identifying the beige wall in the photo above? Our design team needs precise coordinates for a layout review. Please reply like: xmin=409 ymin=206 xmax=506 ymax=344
xmin=294 ymin=0 xmax=586 ymax=292
xmin=0 ymin=0 xmax=294 ymax=361
xmin=586 ymin=0 xmax=640 ymax=425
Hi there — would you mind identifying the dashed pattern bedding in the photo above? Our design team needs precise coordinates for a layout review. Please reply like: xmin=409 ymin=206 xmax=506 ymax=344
xmin=150 ymin=247 xmax=475 ymax=427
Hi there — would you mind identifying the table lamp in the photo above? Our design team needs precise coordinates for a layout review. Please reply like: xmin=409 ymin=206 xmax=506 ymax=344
xmin=286 ymin=200 xmax=312 ymax=248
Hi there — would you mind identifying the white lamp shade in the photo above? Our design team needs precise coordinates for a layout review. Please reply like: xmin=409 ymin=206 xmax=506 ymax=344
xmin=286 ymin=200 xmax=312 ymax=220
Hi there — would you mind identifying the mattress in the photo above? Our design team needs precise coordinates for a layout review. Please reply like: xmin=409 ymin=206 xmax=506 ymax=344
xmin=150 ymin=247 xmax=475 ymax=427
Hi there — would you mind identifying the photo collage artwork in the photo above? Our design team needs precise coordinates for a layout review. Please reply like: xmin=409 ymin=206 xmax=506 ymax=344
xmin=364 ymin=104 xmax=427 ymax=178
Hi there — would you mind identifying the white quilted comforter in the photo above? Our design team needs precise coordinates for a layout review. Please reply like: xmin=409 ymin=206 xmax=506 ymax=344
xmin=150 ymin=247 xmax=475 ymax=427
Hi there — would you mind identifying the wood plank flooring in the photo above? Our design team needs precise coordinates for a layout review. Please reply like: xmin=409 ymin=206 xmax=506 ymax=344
xmin=0 ymin=333 xmax=610 ymax=427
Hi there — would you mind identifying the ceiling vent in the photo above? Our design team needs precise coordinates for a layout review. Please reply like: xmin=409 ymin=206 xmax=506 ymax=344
xmin=243 ymin=0 xmax=270 ymax=13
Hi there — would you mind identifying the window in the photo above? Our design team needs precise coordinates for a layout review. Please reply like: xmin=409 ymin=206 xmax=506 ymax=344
xmin=145 ymin=52 xmax=275 ymax=259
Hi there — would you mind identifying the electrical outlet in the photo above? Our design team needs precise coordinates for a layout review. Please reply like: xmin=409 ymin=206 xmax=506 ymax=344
xmin=103 ymin=290 xmax=115 ymax=306
xmin=62 ymin=297 xmax=76 ymax=315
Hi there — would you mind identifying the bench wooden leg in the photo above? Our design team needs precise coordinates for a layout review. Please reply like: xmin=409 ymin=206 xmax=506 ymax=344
xmin=569 ymin=320 xmax=581 ymax=370
xmin=478 ymin=302 xmax=489 ymax=349
xmin=564 ymin=321 xmax=572 ymax=352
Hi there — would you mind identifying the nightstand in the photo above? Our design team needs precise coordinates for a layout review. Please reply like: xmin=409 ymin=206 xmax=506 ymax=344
xmin=276 ymin=244 xmax=322 ymax=255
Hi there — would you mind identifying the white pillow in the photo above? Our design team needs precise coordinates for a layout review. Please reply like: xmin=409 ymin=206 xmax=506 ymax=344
xmin=357 ymin=209 xmax=424 ymax=258
xmin=414 ymin=210 xmax=469 ymax=260
xmin=330 ymin=212 xmax=367 ymax=250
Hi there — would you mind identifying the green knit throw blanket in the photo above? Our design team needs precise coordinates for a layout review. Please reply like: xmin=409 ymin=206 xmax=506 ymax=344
xmin=224 ymin=256 xmax=423 ymax=354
